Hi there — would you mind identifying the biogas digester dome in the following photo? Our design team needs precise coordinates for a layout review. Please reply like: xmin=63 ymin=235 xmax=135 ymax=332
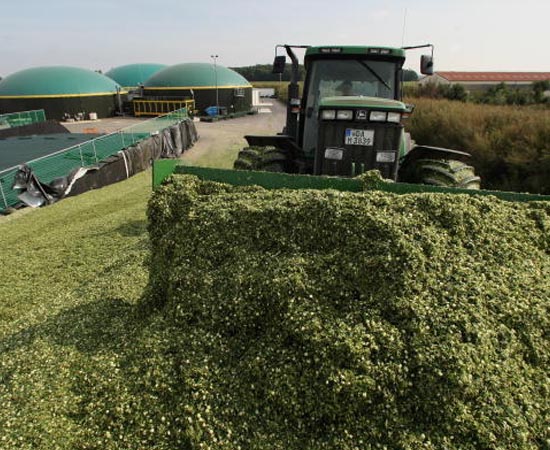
xmin=143 ymin=63 xmax=252 ymax=113
xmin=0 ymin=66 xmax=124 ymax=120
xmin=105 ymin=63 xmax=167 ymax=90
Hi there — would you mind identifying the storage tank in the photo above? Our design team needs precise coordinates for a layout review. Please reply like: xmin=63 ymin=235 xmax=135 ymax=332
xmin=0 ymin=66 xmax=124 ymax=120
xmin=142 ymin=63 xmax=253 ymax=114
xmin=105 ymin=63 xmax=167 ymax=90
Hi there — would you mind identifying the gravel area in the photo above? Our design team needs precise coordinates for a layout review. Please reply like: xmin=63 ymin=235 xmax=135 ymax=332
xmin=182 ymin=100 xmax=286 ymax=168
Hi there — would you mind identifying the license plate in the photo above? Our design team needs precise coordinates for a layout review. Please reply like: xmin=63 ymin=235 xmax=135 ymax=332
xmin=345 ymin=129 xmax=374 ymax=146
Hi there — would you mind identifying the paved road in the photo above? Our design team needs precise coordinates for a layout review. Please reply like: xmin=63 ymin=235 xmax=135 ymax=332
xmin=183 ymin=100 xmax=286 ymax=169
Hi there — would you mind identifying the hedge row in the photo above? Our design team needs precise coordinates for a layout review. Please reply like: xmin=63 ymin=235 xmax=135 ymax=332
xmin=406 ymin=98 xmax=550 ymax=195
xmin=142 ymin=175 xmax=550 ymax=449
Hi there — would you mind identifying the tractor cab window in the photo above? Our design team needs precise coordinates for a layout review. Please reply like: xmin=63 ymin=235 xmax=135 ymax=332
xmin=302 ymin=59 xmax=398 ymax=155
xmin=308 ymin=59 xmax=397 ymax=101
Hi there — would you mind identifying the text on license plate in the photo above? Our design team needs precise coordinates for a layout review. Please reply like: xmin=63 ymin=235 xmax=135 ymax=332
xmin=345 ymin=129 xmax=374 ymax=146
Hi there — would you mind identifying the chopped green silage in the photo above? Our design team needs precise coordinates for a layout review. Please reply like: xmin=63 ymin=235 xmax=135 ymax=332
xmin=144 ymin=174 xmax=550 ymax=449
xmin=1 ymin=171 xmax=549 ymax=449
xmin=0 ymin=173 xmax=151 ymax=449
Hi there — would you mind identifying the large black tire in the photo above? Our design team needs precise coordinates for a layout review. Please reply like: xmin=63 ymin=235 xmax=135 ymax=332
xmin=233 ymin=146 xmax=289 ymax=173
xmin=413 ymin=159 xmax=481 ymax=189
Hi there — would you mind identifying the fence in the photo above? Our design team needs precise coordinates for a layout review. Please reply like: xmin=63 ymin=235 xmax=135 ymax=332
xmin=133 ymin=99 xmax=195 ymax=117
xmin=0 ymin=109 xmax=46 ymax=129
xmin=0 ymin=108 xmax=188 ymax=212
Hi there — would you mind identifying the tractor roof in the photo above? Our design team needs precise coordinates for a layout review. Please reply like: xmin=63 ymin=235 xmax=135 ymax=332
xmin=306 ymin=46 xmax=406 ymax=59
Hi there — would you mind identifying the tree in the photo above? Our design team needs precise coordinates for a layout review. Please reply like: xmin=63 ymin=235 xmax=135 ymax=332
xmin=532 ymin=80 xmax=550 ymax=103
xmin=445 ymin=84 xmax=468 ymax=101
xmin=403 ymin=69 xmax=419 ymax=82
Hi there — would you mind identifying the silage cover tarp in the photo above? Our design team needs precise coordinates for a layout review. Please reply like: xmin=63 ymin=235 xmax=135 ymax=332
xmin=144 ymin=175 xmax=550 ymax=449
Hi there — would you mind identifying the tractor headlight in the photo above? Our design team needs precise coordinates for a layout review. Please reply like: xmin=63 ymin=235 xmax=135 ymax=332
xmin=387 ymin=112 xmax=401 ymax=123
xmin=336 ymin=110 xmax=353 ymax=120
xmin=370 ymin=111 xmax=387 ymax=122
xmin=376 ymin=151 xmax=397 ymax=163
xmin=321 ymin=109 xmax=336 ymax=120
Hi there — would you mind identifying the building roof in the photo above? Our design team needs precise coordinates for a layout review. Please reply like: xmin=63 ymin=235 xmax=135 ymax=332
xmin=435 ymin=72 xmax=550 ymax=82
xmin=0 ymin=66 xmax=123 ymax=98
xmin=105 ymin=63 xmax=167 ymax=88
xmin=144 ymin=63 xmax=251 ymax=89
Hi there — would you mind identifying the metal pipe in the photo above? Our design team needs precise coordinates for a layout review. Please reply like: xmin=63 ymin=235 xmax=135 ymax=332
xmin=92 ymin=140 xmax=98 ymax=163
xmin=0 ymin=180 xmax=8 ymax=209
xmin=211 ymin=54 xmax=219 ymax=115
xmin=78 ymin=144 xmax=84 ymax=166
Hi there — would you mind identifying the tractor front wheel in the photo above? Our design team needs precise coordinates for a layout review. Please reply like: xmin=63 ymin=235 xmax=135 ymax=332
xmin=412 ymin=159 xmax=481 ymax=190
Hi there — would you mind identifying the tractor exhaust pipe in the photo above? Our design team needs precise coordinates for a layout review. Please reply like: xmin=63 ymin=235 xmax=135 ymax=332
xmin=273 ymin=44 xmax=309 ymax=141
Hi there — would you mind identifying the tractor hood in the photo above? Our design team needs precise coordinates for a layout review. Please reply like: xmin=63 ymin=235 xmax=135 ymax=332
xmin=319 ymin=96 xmax=408 ymax=112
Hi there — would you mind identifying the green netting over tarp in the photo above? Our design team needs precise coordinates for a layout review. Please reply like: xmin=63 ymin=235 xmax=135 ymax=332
xmin=0 ymin=134 xmax=99 ymax=171
xmin=0 ymin=108 xmax=188 ymax=212
xmin=0 ymin=110 xmax=46 ymax=129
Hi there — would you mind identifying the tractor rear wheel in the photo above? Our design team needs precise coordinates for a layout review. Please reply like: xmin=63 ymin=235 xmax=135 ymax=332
xmin=233 ymin=146 xmax=290 ymax=173
xmin=413 ymin=159 xmax=481 ymax=189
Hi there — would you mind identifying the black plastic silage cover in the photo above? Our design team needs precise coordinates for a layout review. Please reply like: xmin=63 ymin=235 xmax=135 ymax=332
xmin=12 ymin=118 xmax=198 ymax=205
xmin=0 ymin=120 xmax=70 ymax=139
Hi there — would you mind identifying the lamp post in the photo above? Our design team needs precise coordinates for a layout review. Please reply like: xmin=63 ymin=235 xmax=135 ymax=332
xmin=211 ymin=54 xmax=219 ymax=116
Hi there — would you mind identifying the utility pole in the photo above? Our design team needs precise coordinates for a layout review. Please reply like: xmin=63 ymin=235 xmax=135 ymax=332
xmin=211 ymin=54 xmax=219 ymax=115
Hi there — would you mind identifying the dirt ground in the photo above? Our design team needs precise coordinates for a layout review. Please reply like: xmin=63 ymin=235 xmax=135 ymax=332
xmin=183 ymin=100 xmax=286 ymax=168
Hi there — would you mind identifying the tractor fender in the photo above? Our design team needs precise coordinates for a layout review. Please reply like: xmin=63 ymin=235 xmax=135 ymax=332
xmin=398 ymin=145 xmax=478 ymax=186
xmin=400 ymin=145 xmax=472 ymax=168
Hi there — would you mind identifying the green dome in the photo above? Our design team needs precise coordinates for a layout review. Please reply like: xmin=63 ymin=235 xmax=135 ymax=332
xmin=0 ymin=66 xmax=123 ymax=98
xmin=145 ymin=63 xmax=251 ymax=89
xmin=105 ymin=63 xmax=167 ymax=88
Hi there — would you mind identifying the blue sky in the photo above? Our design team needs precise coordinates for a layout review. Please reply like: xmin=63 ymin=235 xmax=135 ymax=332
xmin=1 ymin=0 xmax=549 ymax=76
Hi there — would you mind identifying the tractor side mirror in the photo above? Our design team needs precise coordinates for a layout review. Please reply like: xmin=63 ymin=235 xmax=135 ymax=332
xmin=420 ymin=55 xmax=434 ymax=75
xmin=272 ymin=56 xmax=286 ymax=74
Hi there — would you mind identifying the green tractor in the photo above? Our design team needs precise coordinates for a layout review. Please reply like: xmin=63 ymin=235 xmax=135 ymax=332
xmin=234 ymin=44 xmax=480 ymax=189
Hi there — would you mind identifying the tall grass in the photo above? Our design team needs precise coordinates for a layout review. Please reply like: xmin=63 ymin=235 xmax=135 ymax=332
xmin=406 ymin=98 xmax=550 ymax=194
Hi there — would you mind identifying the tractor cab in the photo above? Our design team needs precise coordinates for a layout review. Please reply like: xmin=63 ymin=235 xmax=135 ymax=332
xmin=299 ymin=47 xmax=408 ymax=177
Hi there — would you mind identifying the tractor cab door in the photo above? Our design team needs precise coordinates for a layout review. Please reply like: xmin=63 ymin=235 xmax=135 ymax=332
xmin=301 ymin=59 xmax=398 ymax=157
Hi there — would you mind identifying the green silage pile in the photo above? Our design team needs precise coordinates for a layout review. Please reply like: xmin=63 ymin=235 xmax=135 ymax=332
xmin=144 ymin=175 xmax=550 ymax=450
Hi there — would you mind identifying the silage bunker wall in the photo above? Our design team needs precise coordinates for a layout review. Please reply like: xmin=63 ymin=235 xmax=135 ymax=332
xmin=143 ymin=175 xmax=550 ymax=449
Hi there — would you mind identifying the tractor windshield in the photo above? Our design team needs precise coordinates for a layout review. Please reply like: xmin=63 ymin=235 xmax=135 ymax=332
xmin=301 ymin=59 xmax=398 ymax=155
xmin=308 ymin=59 xmax=397 ymax=101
